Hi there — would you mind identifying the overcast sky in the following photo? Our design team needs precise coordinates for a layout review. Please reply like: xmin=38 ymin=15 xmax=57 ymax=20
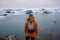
xmin=0 ymin=0 xmax=60 ymax=9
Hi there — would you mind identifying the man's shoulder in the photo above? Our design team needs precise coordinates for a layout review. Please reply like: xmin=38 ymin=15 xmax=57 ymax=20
xmin=25 ymin=21 xmax=29 ymax=24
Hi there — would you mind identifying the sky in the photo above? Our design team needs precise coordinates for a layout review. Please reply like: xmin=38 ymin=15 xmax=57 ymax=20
xmin=0 ymin=0 xmax=60 ymax=9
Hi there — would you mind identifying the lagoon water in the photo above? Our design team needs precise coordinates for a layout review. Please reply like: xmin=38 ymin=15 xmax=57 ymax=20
xmin=0 ymin=12 xmax=60 ymax=40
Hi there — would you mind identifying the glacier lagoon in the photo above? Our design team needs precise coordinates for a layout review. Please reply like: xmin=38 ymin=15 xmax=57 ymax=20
xmin=0 ymin=10 xmax=60 ymax=40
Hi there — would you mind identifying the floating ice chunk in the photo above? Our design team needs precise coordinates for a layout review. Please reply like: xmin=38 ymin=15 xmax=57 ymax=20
xmin=0 ymin=16 xmax=6 ymax=18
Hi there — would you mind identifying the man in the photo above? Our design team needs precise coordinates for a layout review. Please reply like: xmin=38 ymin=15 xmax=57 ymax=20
xmin=24 ymin=14 xmax=38 ymax=40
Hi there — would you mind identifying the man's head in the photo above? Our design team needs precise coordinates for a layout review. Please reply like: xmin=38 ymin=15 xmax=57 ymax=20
xmin=28 ymin=14 xmax=35 ymax=23
xmin=29 ymin=14 xmax=33 ymax=17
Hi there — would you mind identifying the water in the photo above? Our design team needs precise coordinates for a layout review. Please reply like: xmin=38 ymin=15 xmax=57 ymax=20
xmin=0 ymin=11 xmax=60 ymax=40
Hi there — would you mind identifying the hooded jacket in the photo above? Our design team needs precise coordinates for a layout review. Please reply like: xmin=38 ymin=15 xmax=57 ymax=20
xmin=24 ymin=16 xmax=38 ymax=37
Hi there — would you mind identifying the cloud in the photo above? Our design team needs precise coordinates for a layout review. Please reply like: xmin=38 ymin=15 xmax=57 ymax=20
xmin=0 ymin=0 xmax=60 ymax=9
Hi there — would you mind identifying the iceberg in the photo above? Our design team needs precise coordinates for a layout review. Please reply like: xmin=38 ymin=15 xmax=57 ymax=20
xmin=0 ymin=16 xmax=6 ymax=18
